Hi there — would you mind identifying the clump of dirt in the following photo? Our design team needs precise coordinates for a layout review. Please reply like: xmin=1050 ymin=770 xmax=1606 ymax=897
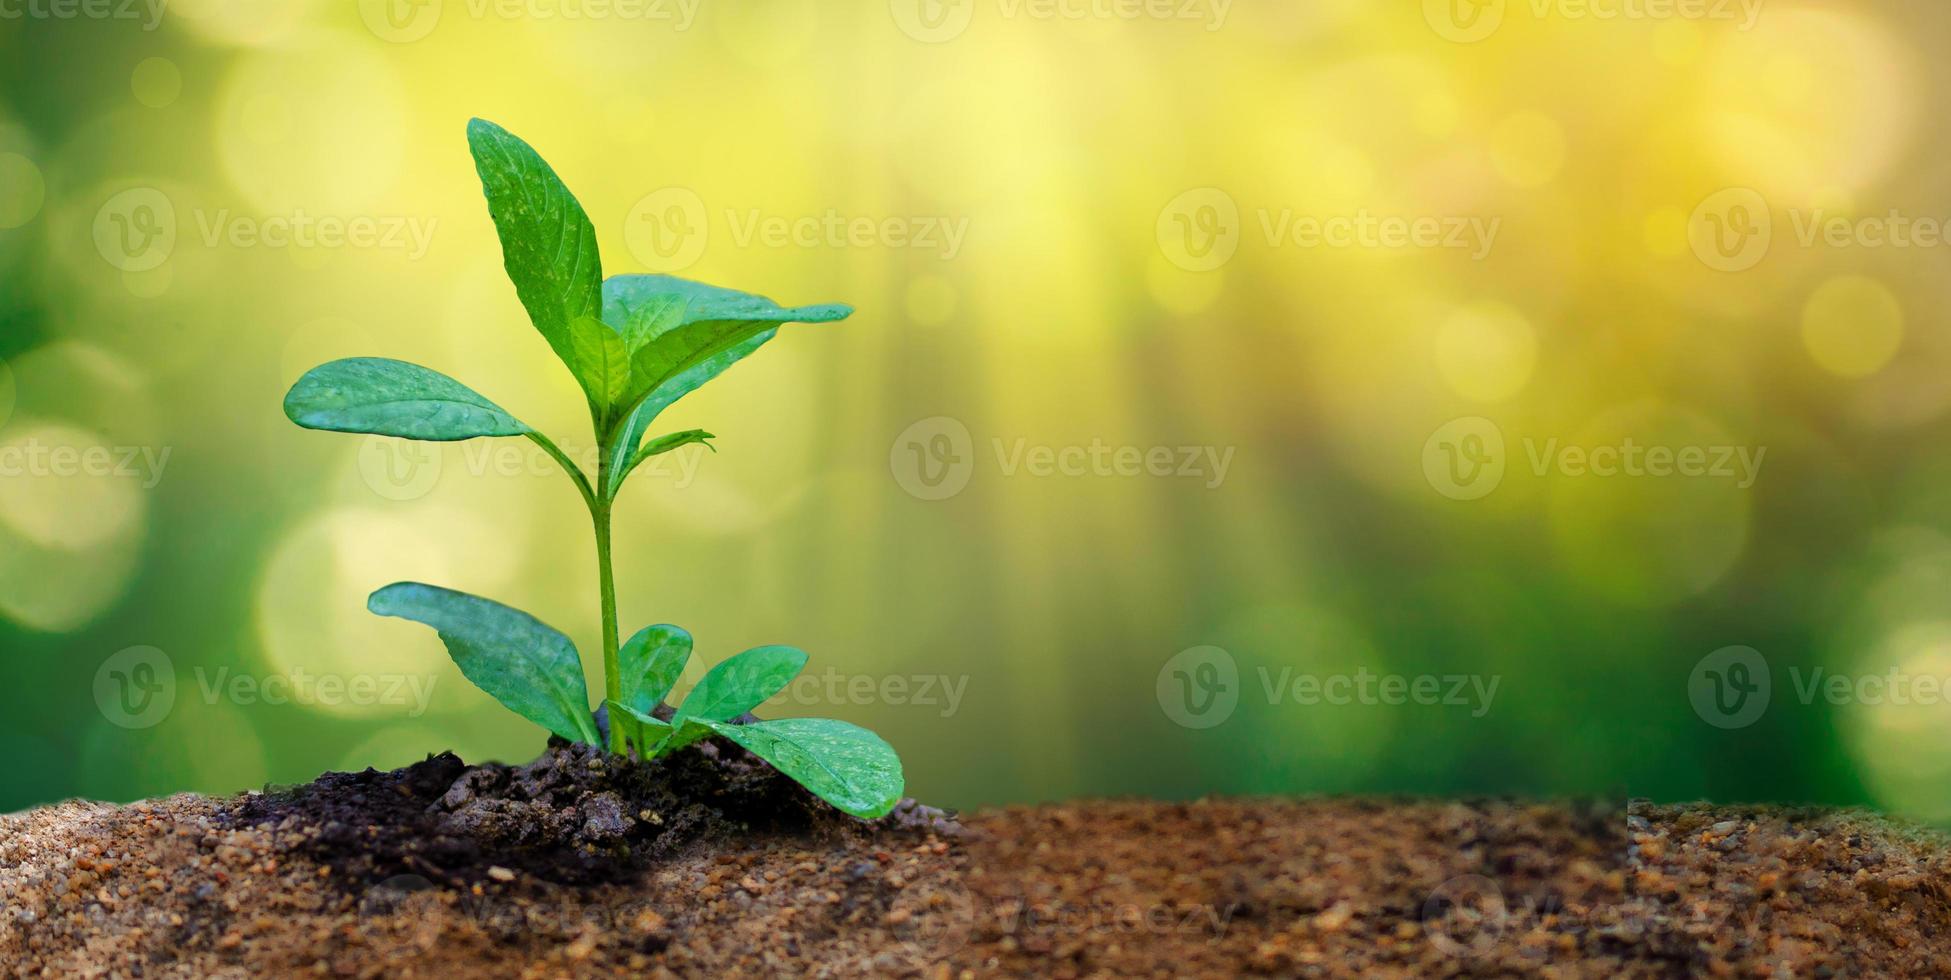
xmin=4 ymin=745 xmax=1949 ymax=979
xmin=227 ymin=737 xmax=885 ymax=889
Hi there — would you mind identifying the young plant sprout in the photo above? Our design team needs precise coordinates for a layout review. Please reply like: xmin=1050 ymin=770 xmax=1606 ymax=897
xmin=283 ymin=119 xmax=903 ymax=820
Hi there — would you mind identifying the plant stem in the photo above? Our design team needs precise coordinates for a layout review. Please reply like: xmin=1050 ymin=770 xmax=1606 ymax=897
xmin=534 ymin=426 xmax=619 ymax=751
xmin=590 ymin=413 xmax=626 ymax=755
xmin=593 ymin=500 xmax=622 ymax=753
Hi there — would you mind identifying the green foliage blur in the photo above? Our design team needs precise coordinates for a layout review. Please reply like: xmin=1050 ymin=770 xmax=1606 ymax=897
xmin=3 ymin=1 xmax=1950 ymax=822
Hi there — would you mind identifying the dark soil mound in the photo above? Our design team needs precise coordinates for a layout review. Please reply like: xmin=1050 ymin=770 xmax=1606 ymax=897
xmin=3 ymin=746 xmax=1948 ymax=977
xmin=227 ymin=738 xmax=924 ymax=889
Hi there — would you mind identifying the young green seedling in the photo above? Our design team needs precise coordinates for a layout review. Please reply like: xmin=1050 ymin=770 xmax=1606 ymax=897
xmin=283 ymin=119 xmax=903 ymax=820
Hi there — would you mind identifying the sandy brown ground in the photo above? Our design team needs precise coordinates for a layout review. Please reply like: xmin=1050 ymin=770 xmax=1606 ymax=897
xmin=3 ymin=749 xmax=1948 ymax=977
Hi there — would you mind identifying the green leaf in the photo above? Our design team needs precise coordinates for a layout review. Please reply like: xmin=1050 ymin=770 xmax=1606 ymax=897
xmin=369 ymin=582 xmax=598 ymax=744
xmin=675 ymin=645 xmax=808 ymax=723
xmin=616 ymin=429 xmax=715 ymax=487
xmin=467 ymin=118 xmax=602 ymax=385
xmin=618 ymin=624 xmax=691 ymax=714
xmin=660 ymin=719 xmax=716 ymax=755
xmin=613 ymin=291 xmax=687 ymax=353
xmin=617 ymin=276 xmax=852 ymax=415
xmin=566 ymin=316 xmax=634 ymax=420
xmin=703 ymin=718 xmax=904 ymax=819
xmin=284 ymin=358 xmax=531 ymax=441
xmin=604 ymin=699 xmax=672 ymax=756
xmin=606 ymin=701 xmax=715 ymax=757
xmin=606 ymin=274 xmax=853 ymax=330
xmin=603 ymin=332 xmax=769 ymax=492
xmin=599 ymin=274 xmax=851 ymax=495
xmin=640 ymin=429 xmax=715 ymax=459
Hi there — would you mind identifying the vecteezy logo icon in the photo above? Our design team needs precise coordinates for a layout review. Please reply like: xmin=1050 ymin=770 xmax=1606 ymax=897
xmin=890 ymin=416 xmax=975 ymax=501
xmin=1421 ymin=417 xmax=1505 ymax=501
xmin=94 ymin=646 xmax=176 ymax=730
xmin=1688 ymin=645 xmax=1770 ymax=729
xmin=886 ymin=879 xmax=977 ymax=964
xmin=1156 ymin=645 xmax=1239 ymax=729
xmin=1423 ymin=0 xmax=1506 ymax=43
xmin=1156 ymin=188 xmax=1241 ymax=273
xmin=358 ymin=0 xmax=442 ymax=42
xmin=358 ymin=435 xmax=443 ymax=502
xmin=93 ymin=187 xmax=176 ymax=272
xmin=1688 ymin=188 xmax=1772 ymax=273
xmin=890 ymin=0 xmax=975 ymax=43
xmin=1422 ymin=874 xmax=1509 ymax=956
xmin=624 ymin=187 xmax=709 ymax=273
xmin=360 ymin=874 xmax=436 ymax=918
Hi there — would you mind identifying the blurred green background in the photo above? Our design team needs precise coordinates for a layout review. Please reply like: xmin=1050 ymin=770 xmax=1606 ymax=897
xmin=4 ymin=0 xmax=1951 ymax=821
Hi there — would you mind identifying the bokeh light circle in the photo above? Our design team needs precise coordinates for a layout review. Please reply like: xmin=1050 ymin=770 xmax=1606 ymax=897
xmin=1802 ymin=275 xmax=1902 ymax=379
xmin=255 ymin=509 xmax=458 ymax=718
xmin=1843 ymin=622 xmax=1951 ymax=821
xmin=0 ymin=152 xmax=45 ymax=229
xmin=79 ymin=701 xmax=268 ymax=801
xmin=0 ymin=421 xmax=147 ymax=551
xmin=2 ymin=341 xmax=161 ymax=449
xmin=131 ymin=58 xmax=182 ymax=108
xmin=0 ymin=343 xmax=155 ymax=633
xmin=0 ymin=527 xmax=144 ymax=633
xmin=1546 ymin=403 xmax=1752 ymax=607
xmin=1488 ymin=112 xmax=1565 ymax=189
xmin=1433 ymin=302 xmax=1536 ymax=403
xmin=0 ymin=418 xmax=150 ymax=632
xmin=168 ymin=0 xmax=329 ymax=47
xmin=1701 ymin=9 xmax=1912 ymax=196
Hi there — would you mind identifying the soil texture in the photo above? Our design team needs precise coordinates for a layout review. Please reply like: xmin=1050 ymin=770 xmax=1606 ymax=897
xmin=4 ymin=741 xmax=1948 ymax=977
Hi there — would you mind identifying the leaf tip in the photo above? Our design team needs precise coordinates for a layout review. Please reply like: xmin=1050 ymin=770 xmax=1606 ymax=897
xmin=280 ymin=388 xmax=307 ymax=427
xmin=796 ymin=303 xmax=853 ymax=324
xmin=366 ymin=581 xmax=421 ymax=616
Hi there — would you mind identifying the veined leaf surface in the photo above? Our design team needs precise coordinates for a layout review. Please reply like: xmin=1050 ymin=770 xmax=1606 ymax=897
xmin=369 ymin=582 xmax=598 ymax=744
xmin=284 ymin=358 xmax=531 ymax=442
